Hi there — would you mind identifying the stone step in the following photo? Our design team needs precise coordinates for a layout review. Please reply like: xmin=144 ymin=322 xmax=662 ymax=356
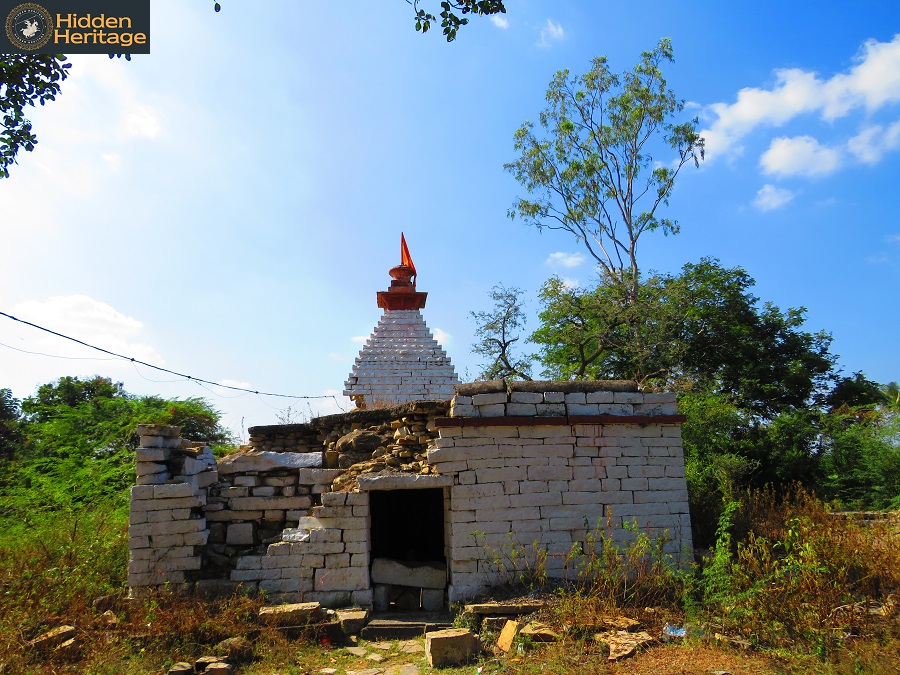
xmin=360 ymin=612 xmax=453 ymax=641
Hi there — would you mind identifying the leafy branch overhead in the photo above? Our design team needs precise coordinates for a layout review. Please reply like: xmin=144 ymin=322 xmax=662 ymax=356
xmin=505 ymin=38 xmax=704 ymax=295
xmin=410 ymin=0 xmax=506 ymax=41
xmin=470 ymin=285 xmax=532 ymax=381
xmin=0 ymin=55 xmax=70 ymax=179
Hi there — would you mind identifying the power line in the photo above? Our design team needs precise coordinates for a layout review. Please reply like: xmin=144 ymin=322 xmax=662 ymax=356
xmin=0 ymin=310 xmax=340 ymax=401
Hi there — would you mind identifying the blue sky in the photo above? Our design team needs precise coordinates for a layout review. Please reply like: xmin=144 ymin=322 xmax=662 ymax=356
xmin=1 ymin=0 xmax=899 ymax=439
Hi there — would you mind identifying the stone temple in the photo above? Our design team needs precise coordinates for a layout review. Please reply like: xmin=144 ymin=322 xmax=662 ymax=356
xmin=344 ymin=237 xmax=459 ymax=409
xmin=127 ymin=236 xmax=692 ymax=615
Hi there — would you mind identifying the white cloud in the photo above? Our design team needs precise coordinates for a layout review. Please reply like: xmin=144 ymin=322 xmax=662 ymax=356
xmin=846 ymin=119 xmax=900 ymax=164
xmin=760 ymin=136 xmax=842 ymax=177
xmin=350 ymin=335 xmax=368 ymax=343
xmin=490 ymin=15 xmax=509 ymax=29
xmin=753 ymin=184 xmax=796 ymax=211
xmin=702 ymin=35 xmax=900 ymax=160
xmin=545 ymin=251 xmax=586 ymax=268
xmin=0 ymin=295 xmax=164 ymax=399
xmin=886 ymin=234 xmax=900 ymax=244
xmin=537 ymin=19 xmax=564 ymax=48
xmin=432 ymin=327 xmax=452 ymax=345
xmin=560 ymin=277 xmax=579 ymax=290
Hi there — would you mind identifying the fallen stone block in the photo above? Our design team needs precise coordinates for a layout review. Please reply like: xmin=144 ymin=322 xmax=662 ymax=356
xmin=496 ymin=620 xmax=521 ymax=652
xmin=371 ymin=558 xmax=446 ymax=589
xmin=337 ymin=608 xmax=369 ymax=635
xmin=259 ymin=602 xmax=324 ymax=625
xmin=27 ymin=625 xmax=76 ymax=650
xmin=167 ymin=662 xmax=194 ymax=675
xmin=218 ymin=450 xmax=322 ymax=474
xmin=425 ymin=628 xmax=481 ymax=667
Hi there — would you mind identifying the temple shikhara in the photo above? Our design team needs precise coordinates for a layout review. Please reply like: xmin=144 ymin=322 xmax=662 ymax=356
xmin=344 ymin=235 xmax=459 ymax=409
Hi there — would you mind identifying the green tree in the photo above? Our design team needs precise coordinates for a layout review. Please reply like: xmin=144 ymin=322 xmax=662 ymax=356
xmin=0 ymin=55 xmax=70 ymax=179
xmin=531 ymin=258 xmax=835 ymax=415
xmin=0 ymin=389 xmax=20 ymax=459
xmin=505 ymin=39 xmax=703 ymax=298
xmin=470 ymin=284 xmax=533 ymax=381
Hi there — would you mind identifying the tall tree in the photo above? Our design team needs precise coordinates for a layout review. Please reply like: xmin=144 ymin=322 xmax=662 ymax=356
xmin=505 ymin=39 xmax=703 ymax=298
xmin=470 ymin=284 xmax=533 ymax=381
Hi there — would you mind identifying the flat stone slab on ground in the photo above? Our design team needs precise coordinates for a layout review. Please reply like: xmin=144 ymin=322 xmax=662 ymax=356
xmin=464 ymin=602 xmax=545 ymax=615
xmin=399 ymin=640 xmax=425 ymax=654
xmin=345 ymin=646 xmax=369 ymax=657
xmin=425 ymin=628 xmax=481 ymax=667
xmin=167 ymin=663 xmax=194 ymax=675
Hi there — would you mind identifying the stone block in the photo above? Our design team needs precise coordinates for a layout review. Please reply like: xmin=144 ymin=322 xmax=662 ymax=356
xmin=567 ymin=403 xmax=600 ymax=415
xmin=450 ymin=404 xmax=478 ymax=417
xmin=479 ymin=403 xmax=506 ymax=417
xmin=510 ymin=391 xmax=543 ymax=404
xmin=371 ymin=558 xmax=446 ymax=589
xmin=585 ymin=391 xmax=614 ymax=403
xmin=642 ymin=392 xmax=677 ymax=404
xmin=153 ymin=483 xmax=195 ymax=499
xmin=226 ymin=522 xmax=254 ymax=545
xmin=136 ymin=462 xmax=168 ymax=477
xmin=314 ymin=566 xmax=369 ymax=592
xmin=218 ymin=450 xmax=322 ymax=474
xmin=259 ymin=601 xmax=324 ymax=626
xmin=596 ymin=404 xmax=634 ymax=415
xmin=633 ymin=402 xmax=679 ymax=415
xmin=135 ymin=448 xmax=169 ymax=462
xmin=535 ymin=403 xmax=566 ymax=416
xmin=564 ymin=392 xmax=586 ymax=404
xmin=425 ymin=628 xmax=480 ymax=667
xmin=506 ymin=403 xmax=537 ymax=416
xmin=472 ymin=392 xmax=507 ymax=406
xmin=543 ymin=391 xmax=565 ymax=403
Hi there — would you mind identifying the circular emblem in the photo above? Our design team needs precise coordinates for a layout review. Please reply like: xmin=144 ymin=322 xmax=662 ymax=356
xmin=5 ymin=3 xmax=53 ymax=51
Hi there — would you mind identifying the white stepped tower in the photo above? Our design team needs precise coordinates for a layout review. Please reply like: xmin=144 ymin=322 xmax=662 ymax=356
xmin=343 ymin=238 xmax=458 ymax=409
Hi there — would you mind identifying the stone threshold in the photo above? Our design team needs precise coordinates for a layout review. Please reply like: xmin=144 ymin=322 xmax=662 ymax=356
xmin=434 ymin=414 xmax=687 ymax=428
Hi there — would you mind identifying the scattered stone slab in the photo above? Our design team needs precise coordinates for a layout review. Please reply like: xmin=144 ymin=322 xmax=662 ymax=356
xmin=337 ymin=608 xmax=370 ymax=635
xmin=425 ymin=628 xmax=481 ymax=667
xmin=218 ymin=450 xmax=322 ymax=474
xmin=259 ymin=601 xmax=324 ymax=625
xmin=215 ymin=636 xmax=253 ymax=663
xmin=345 ymin=646 xmax=369 ymax=657
xmin=99 ymin=610 xmax=119 ymax=627
xmin=366 ymin=652 xmax=386 ymax=662
xmin=54 ymin=638 xmax=79 ymax=658
xmin=602 ymin=616 xmax=641 ymax=631
xmin=497 ymin=620 xmax=521 ymax=653
xmin=594 ymin=630 xmax=654 ymax=660
xmin=399 ymin=640 xmax=425 ymax=654
xmin=520 ymin=622 xmax=559 ymax=643
xmin=167 ymin=663 xmax=195 ymax=675
xmin=195 ymin=655 xmax=222 ymax=671
xmin=464 ymin=602 xmax=544 ymax=615
xmin=203 ymin=663 xmax=233 ymax=675
xmin=385 ymin=665 xmax=420 ymax=675
xmin=27 ymin=625 xmax=76 ymax=650
xmin=346 ymin=669 xmax=384 ymax=675
xmin=371 ymin=558 xmax=446 ymax=589
xmin=317 ymin=669 xmax=338 ymax=675
xmin=369 ymin=641 xmax=393 ymax=650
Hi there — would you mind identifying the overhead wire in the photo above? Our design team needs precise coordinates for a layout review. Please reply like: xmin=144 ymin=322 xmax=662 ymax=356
xmin=0 ymin=310 xmax=340 ymax=402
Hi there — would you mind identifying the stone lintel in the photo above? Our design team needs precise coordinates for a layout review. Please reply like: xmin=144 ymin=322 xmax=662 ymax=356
xmin=357 ymin=473 xmax=454 ymax=491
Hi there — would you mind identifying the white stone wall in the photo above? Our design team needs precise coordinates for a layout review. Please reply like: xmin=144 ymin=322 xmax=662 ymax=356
xmin=128 ymin=386 xmax=692 ymax=606
xmin=431 ymin=389 xmax=691 ymax=601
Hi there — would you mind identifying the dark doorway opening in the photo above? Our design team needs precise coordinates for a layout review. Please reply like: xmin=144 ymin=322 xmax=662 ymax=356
xmin=369 ymin=488 xmax=447 ymax=613
xmin=369 ymin=488 xmax=445 ymax=563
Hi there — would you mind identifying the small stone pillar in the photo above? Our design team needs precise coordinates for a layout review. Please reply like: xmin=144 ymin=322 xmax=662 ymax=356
xmin=128 ymin=424 xmax=210 ymax=591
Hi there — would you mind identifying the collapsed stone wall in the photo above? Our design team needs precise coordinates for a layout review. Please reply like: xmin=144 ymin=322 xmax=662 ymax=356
xmin=128 ymin=382 xmax=691 ymax=606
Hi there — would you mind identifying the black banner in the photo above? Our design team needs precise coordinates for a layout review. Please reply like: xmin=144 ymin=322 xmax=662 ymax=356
xmin=1 ymin=1 xmax=150 ymax=54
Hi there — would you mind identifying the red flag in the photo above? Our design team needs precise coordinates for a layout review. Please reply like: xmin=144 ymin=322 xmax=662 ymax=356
xmin=400 ymin=233 xmax=417 ymax=280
